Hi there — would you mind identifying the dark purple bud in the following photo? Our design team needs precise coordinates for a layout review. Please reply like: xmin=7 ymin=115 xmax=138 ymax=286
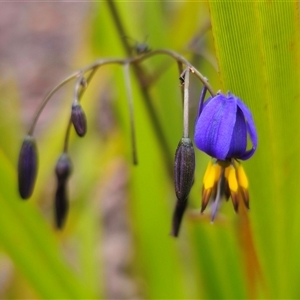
xmin=71 ymin=104 xmax=87 ymax=137
xmin=55 ymin=153 xmax=72 ymax=181
xmin=174 ymin=138 xmax=195 ymax=201
xmin=18 ymin=135 xmax=38 ymax=199
xmin=170 ymin=199 xmax=188 ymax=237
xmin=55 ymin=183 xmax=69 ymax=229
xmin=54 ymin=153 xmax=72 ymax=229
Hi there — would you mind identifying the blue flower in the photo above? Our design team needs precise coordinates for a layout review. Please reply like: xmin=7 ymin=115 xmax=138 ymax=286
xmin=194 ymin=92 xmax=257 ymax=161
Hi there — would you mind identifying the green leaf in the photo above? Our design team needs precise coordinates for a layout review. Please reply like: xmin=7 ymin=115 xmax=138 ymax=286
xmin=209 ymin=2 xmax=300 ymax=298
xmin=0 ymin=148 xmax=95 ymax=298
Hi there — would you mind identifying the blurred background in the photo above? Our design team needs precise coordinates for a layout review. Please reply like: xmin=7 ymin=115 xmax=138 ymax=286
xmin=0 ymin=1 xmax=298 ymax=299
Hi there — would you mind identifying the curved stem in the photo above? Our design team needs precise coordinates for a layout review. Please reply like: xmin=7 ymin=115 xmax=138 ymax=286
xmin=73 ymin=73 xmax=85 ymax=106
xmin=28 ymin=59 xmax=124 ymax=136
xmin=79 ymin=50 xmax=215 ymax=95
xmin=28 ymin=74 xmax=76 ymax=135
xmin=133 ymin=49 xmax=215 ymax=96
xmin=28 ymin=49 xmax=215 ymax=137
xmin=63 ymin=121 xmax=73 ymax=153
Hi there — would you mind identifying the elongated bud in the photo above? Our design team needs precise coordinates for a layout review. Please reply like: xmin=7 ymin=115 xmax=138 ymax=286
xmin=170 ymin=199 xmax=188 ymax=237
xmin=71 ymin=104 xmax=87 ymax=137
xmin=174 ymin=138 xmax=195 ymax=201
xmin=54 ymin=153 xmax=72 ymax=229
xmin=55 ymin=183 xmax=69 ymax=229
xmin=18 ymin=135 xmax=38 ymax=199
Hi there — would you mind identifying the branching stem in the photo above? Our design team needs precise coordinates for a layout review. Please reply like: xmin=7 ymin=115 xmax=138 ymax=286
xmin=28 ymin=50 xmax=215 ymax=137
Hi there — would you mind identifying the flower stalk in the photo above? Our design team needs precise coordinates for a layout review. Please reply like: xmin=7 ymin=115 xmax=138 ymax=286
xmin=183 ymin=68 xmax=190 ymax=139
xmin=27 ymin=50 xmax=215 ymax=138
xmin=171 ymin=68 xmax=197 ymax=237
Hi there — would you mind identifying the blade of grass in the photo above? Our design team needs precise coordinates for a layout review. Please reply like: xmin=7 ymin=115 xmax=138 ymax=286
xmin=209 ymin=1 xmax=300 ymax=297
xmin=0 ymin=148 xmax=95 ymax=298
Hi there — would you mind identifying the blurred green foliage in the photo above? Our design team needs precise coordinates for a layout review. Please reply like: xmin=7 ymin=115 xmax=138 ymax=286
xmin=0 ymin=1 xmax=300 ymax=299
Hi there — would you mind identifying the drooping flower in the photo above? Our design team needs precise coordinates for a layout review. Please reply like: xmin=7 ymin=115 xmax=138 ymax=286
xmin=194 ymin=91 xmax=257 ymax=220
xmin=194 ymin=92 xmax=257 ymax=161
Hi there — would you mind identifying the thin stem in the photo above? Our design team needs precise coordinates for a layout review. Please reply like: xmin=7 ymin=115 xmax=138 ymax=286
xmin=28 ymin=74 xmax=76 ymax=136
xmin=63 ymin=68 xmax=98 ymax=153
xmin=183 ymin=68 xmax=190 ymax=138
xmin=135 ymin=49 xmax=215 ymax=96
xmin=63 ymin=121 xmax=73 ymax=153
xmin=105 ymin=0 xmax=173 ymax=172
xmin=178 ymin=61 xmax=184 ymax=104
xmin=78 ymin=67 xmax=98 ymax=99
xmin=28 ymin=59 xmax=123 ymax=136
xmin=123 ymin=63 xmax=138 ymax=165
xmin=29 ymin=51 xmax=215 ymax=136
xmin=73 ymin=73 xmax=84 ymax=106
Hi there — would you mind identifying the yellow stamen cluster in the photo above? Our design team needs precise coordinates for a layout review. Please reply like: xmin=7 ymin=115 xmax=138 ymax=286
xmin=201 ymin=160 xmax=250 ymax=218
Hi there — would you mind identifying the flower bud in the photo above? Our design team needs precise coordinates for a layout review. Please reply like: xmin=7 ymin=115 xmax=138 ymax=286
xmin=174 ymin=138 xmax=195 ymax=201
xmin=55 ymin=153 xmax=72 ymax=181
xmin=54 ymin=153 xmax=72 ymax=229
xmin=71 ymin=104 xmax=87 ymax=137
xmin=55 ymin=183 xmax=69 ymax=229
xmin=18 ymin=135 xmax=38 ymax=199
xmin=170 ymin=199 xmax=187 ymax=237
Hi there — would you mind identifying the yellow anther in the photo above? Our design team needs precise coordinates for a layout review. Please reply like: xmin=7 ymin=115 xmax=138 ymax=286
xmin=203 ymin=161 xmax=212 ymax=184
xmin=224 ymin=165 xmax=230 ymax=180
xmin=203 ymin=162 xmax=216 ymax=190
xmin=214 ymin=164 xmax=222 ymax=183
xmin=236 ymin=164 xmax=248 ymax=189
xmin=228 ymin=166 xmax=238 ymax=192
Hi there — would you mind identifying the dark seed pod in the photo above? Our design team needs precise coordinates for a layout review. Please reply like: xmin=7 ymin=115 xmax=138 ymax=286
xmin=54 ymin=153 xmax=72 ymax=229
xmin=170 ymin=199 xmax=188 ymax=237
xmin=18 ymin=135 xmax=38 ymax=199
xmin=174 ymin=138 xmax=195 ymax=201
xmin=71 ymin=104 xmax=87 ymax=137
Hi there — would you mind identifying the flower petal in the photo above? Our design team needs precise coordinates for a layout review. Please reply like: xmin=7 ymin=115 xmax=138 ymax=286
xmin=236 ymin=98 xmax=258 ymax=160
xmin=194 ymin=94 xmax=237 ymax=160
xmin=226 ymin=107 xmax=247 ymax=158
xmin=196 ymin=86 xmax=208 ymax=120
